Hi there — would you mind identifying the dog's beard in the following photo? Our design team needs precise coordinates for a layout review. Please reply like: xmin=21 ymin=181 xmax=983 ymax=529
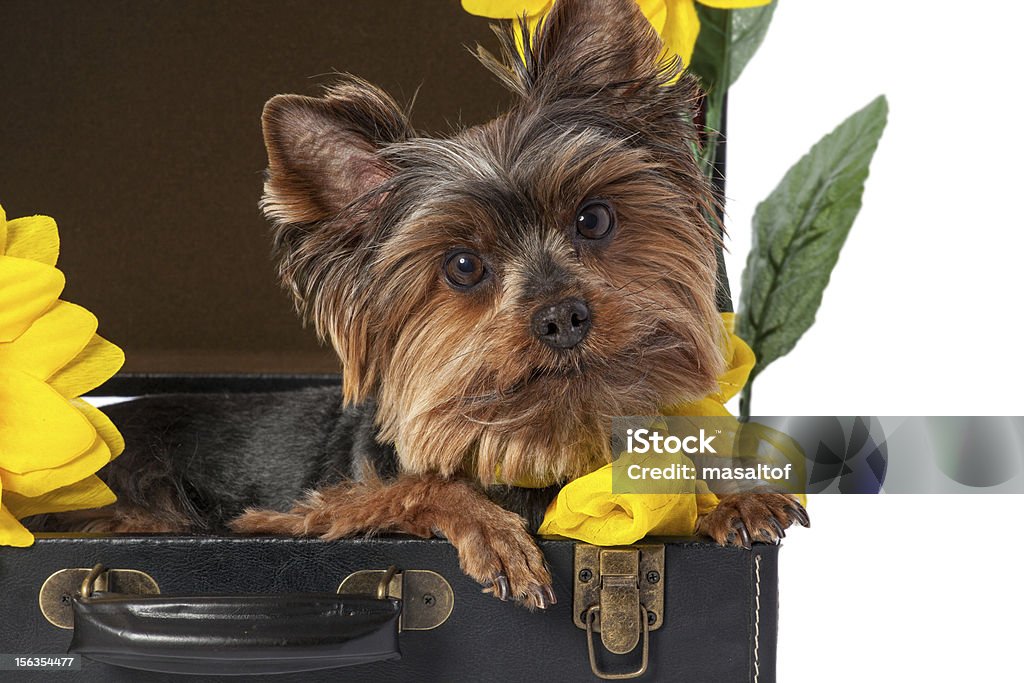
xmin=374 ymin=282 xmax=722 ymax=485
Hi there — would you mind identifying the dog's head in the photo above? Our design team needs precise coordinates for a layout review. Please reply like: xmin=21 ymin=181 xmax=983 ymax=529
xmin=261 ymin=0 xmax=724 ymax=484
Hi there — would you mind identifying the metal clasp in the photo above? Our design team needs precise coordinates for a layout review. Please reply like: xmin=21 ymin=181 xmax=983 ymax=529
xmin=574 ymin=545 xmax=665 ymax=680
xmin=339 ymin=567 xmax=453 ymax=631
xmin=375 ymin=565 xmax=399 ymax=600
xmin=586 ymin=604 xmax=650 ymax=680
xmin=80 ymin=563 xmax=107 ymax=599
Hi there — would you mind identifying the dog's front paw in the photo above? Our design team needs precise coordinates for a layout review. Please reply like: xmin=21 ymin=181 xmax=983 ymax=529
xmin=448 ymin=507 xmax=555 ymax=611
xmin=696 ymin=493 xmax=809 ymax=549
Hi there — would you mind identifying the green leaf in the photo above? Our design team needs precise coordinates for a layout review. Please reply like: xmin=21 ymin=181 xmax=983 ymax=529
xmin=724 ymin=2 xmax=776 ymax=87
xmin=690 ymin=2 xmax=777 ymax=180
xmin=737 ymin=95 xmax=889 ymax=385
xmin=690 ymin=2 xmax=777 ymax=94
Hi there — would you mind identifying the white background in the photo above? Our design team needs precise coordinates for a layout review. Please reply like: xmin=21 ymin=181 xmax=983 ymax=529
xmin=723 ymin=2 xmax=1024 ymax=681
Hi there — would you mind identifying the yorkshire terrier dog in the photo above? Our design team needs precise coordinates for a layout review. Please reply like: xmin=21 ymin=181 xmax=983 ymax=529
xmin=35 ymin=0 xmax=807 ymax=609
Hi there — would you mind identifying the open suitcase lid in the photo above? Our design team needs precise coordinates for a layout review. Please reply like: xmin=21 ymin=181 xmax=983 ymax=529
xmin=3 ymin=1 xmax=513 ymax=377
xmin=5 ymin=0 xmax=731 ymax=382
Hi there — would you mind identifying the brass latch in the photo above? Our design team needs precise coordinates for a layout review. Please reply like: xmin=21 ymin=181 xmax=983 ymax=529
xmin=338 ymin=568 xmax=453 ymax=631
xmin=574 ymin=544 xmax=665 ymax=680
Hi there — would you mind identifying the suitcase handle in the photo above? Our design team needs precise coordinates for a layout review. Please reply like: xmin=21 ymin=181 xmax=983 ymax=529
xmin=67 ymin=564 xmax=402 ymax=675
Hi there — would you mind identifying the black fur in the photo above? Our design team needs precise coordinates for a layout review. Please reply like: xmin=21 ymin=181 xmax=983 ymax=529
xmin=41 ymin=389 xmax=557 ymax=533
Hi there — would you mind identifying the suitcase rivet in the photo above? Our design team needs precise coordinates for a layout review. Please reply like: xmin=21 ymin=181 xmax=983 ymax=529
xmin=423 ymin=594 xmax=435 ymax=606
xmin=647 ymin=610 xmax=657 ymax=625
xmin=645 ymin=570 xmax=660 ymax=584
xmin=578 ymin=568 xmax=593 ymax=583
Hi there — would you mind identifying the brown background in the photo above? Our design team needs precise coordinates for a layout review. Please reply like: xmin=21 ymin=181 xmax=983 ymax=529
xmin=1 ymin=0 xmax=509 ymax=372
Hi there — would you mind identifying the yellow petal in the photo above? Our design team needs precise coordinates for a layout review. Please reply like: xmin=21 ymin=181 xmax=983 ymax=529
xmin=3 ymin=474 xmax=115 ymax=520
xmin=714 ymin=332 xmax=754 ymax=402
xmin=721 ymin=311 xmax=737 ymax=335
xmin=0 ymin=477 xmax=36 ymax=547
xmin=512 ymin=12 xmax=546 ymax=57
xmin=2 ymin=432 xmax=111 ymax=497
xmin=72 ymin=398 xmax=125 ymax=458
xmin=537 ymin=463 xmax=719 ymax=544
xmin=637 ymin=0 xmax=668 ymax=34
xmin=0 ymin=301 xmax=97 ymax=382
xmin=705 ymin=313 xmax=755 ymax=404
xmin=0 ymin=203 xmax=7 ymax=252
xmin=0 ymin=369 xmax=96 ymax=473
xmin=4 ymin=215 xmax=60 ymax=267
xmin=697 ymin=0 xmax=771 ymax=8
xmin=0 ymin=255 xmax=65 ymax=343
xmin=48 ymin=334 xmax=125 ymax=398
xmin=662 ymin=0 xmax=700 ymax=67
xmin=461 ymin=0 xmax=551 ymax=18
xmin=0 ymin=503 xmax=35 ymax=547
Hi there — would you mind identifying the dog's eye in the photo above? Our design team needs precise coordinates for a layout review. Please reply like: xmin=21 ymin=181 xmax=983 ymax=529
xmin=576 ymin=201 xmax=615 ymax=240
xmin=444 ymin=251 xmax=487 ymax=289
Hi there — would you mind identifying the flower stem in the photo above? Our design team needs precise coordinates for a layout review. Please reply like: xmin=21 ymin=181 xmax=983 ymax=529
xmin=739 ymin=380 xmax=751 ymax=422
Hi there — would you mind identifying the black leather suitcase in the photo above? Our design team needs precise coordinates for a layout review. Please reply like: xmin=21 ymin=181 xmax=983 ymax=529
xmin=3 ymin=0 xmax=782 ymax=677
xmin=3 ymin=535 xmax=779 ymax=682
xmin=1 ymin=376 xmax=782 ymax=682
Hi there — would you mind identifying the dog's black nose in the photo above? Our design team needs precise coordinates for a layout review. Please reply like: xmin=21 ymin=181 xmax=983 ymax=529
xmin=531 ymin=298 xmax=591 ymax=349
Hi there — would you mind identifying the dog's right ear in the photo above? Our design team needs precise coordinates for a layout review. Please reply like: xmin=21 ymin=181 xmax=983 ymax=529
xmin=261 ymin=78 xmax=411 ymax=226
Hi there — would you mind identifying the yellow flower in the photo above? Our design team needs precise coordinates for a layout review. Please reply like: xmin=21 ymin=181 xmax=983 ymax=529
xmin=462 ymin=0 xmax=770 ymax=68
xmin=0 ymin=203 xmax=125 ymax=546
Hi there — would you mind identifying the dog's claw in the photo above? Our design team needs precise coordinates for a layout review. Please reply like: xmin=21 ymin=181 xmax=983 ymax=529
xmin=789 ymin=503 xmax=810 ymax=528
xmin=529 ymin=585 xmax=550 ymax=610
xmin=769 ymin=517 xmax=785 ymax=542
xmin=542 ymin=584 xmax=557 ymax=606
xmin=732 ymin=519 xmax=752 ymax=550
xmin=493 ymin=573 xmax=509 ymax=602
